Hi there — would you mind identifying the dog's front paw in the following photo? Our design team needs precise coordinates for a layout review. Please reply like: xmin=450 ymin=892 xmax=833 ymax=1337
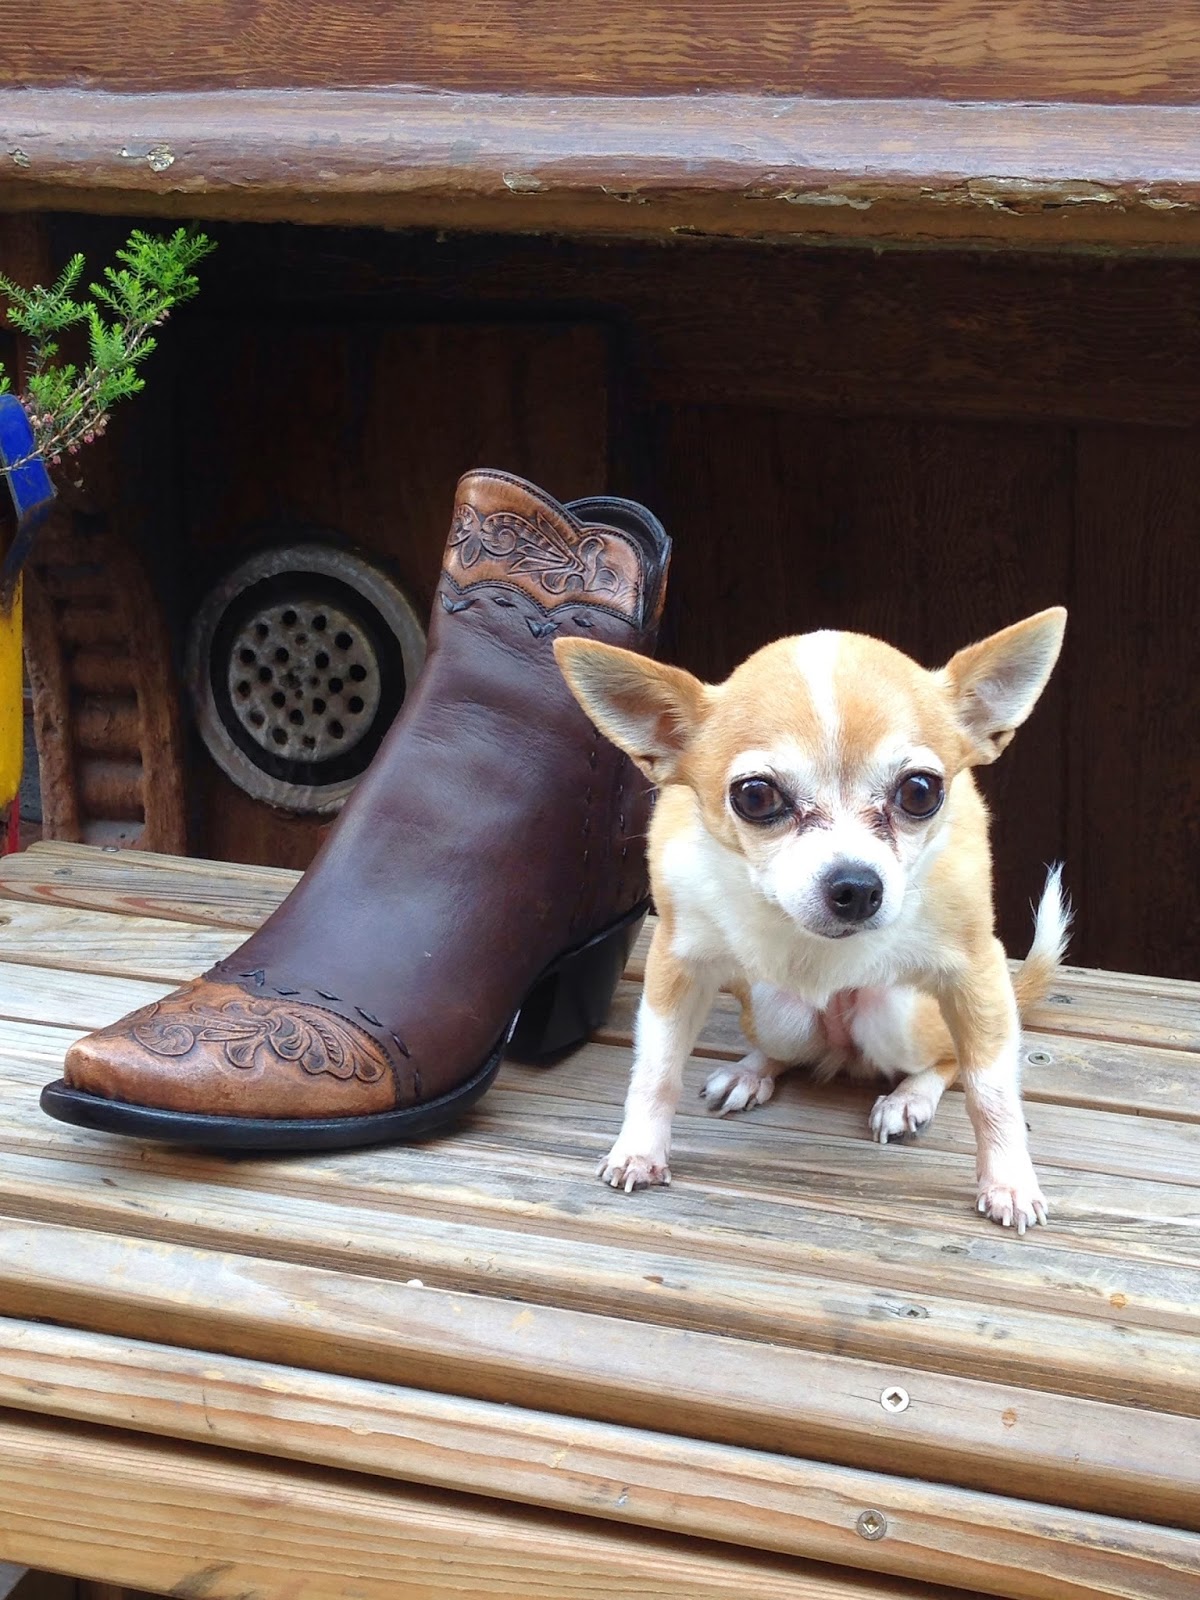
xmin=870 ymin=1083 xmax=936 ymax=1144
xmin=977 ymin=1165 xmax=1049 ymax=1234
xmin=702 ymin=1061 xmax=776 ymax=1116
xmin=598 ymin=1146 xmax=671 ymax=1193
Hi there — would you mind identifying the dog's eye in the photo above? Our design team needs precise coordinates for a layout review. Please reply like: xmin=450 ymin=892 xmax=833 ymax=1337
xmin=730 ymin=777 xmax=791 ymax=823
xmin=894 ymin=771 xmax=944 ymax=819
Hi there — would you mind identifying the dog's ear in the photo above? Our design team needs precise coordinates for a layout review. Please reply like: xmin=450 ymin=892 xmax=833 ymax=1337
xmin=553 ymin=639 xmax=708 ymax=782
xmin=940 ymin=607 xmax=1067 ymax=765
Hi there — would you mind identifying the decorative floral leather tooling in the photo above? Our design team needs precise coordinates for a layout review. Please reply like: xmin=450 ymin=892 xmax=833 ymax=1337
xmin=129 ymin=987 xmax=390 ymax=1083
xmin=446 ymin=501 xmax=643 ymax=620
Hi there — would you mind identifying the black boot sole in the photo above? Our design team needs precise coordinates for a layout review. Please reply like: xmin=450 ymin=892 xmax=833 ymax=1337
xmin=39 ymin=903 xmax=647 ymax=1152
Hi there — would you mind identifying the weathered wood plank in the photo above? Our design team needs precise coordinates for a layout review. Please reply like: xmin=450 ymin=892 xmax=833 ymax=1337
xmin=502 ymin=1050 xmax=1200 ymax=1192
xmin=600 ymin=986 xmax=1200 ymax=1126
xmin=1 ymin=1082 xmax=1193 ymax=1416
xmin=0 ymin=960 xmax=170 ymax=1032
xmin=0 ymin=1113 xmax=1195 ymax=1405
xmin=4 ymin=949 xmax=1199 ymax=1194
xmin=0 ymin=899 xmax=241 ymax=982
xmin=626 ymin=932 xmax=1200 ymax=1055
xmin=0 ymin=1414 xmax=919 ymax=1600
xmin=6 ymin=91 xmax=1200 ymax=251
xmin=6 ymin=847 xmax=1194 ymax=1052
xmin=0 ymin=1226 xmax=1194 ymax=1528
xmin=6 ymin=1030 xmax=1199 ymax=1212
xmin=0 ymin=1016 xmax=79 ymax=1064
xmin=3 ymin=949 xmax=1199 ymax=1213
xmin=1 ymin=916 xmax=1194 ymax=1135
xmin=0 ymin=842 xmax=297 ymax=930
xmin=10 ymin=2 xmax=1200 ymax=102
xmin=1 ymin=1319 xmax=1195 ymax=1600
xmin=5 ymin=1028 xmax=1200 ymax=1296
xmin=0 ymin=93 xmax=1195 ymax=236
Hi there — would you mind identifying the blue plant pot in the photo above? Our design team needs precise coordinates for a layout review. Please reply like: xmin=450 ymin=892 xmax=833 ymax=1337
xmin=0 ymin=392 xmax=57 ymax=611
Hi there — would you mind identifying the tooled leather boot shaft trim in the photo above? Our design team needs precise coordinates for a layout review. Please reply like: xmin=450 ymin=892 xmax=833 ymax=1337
xmin=445 ymin=471 xmax=648 ymax=625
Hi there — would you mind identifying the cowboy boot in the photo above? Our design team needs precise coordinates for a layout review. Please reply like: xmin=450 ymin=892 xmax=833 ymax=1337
xmin=41 ymin=469 xmax=671 ymax=1148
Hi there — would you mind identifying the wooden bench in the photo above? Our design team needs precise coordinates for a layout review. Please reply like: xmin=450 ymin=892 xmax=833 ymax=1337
xmin=0 ymin=840 xmax=1197 ymax=1599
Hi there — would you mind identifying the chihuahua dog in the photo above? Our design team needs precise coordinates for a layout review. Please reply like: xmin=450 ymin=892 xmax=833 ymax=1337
xmin=554 ymin=609 xmax=1069 ymax=1233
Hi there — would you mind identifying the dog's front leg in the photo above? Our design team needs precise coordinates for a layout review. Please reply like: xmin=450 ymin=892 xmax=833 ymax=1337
xmin=599 ymin=928 xmax=718 ymax=1193
xmin=938 ymin=940 xmax=1048 ymax=1233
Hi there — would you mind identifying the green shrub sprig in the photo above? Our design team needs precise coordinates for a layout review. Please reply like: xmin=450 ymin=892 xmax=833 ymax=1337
xmin=0 ymin=227 xmax=215 ymax=474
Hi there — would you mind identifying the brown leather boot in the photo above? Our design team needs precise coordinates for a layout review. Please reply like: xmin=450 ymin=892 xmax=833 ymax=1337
xmin=41 ymin=470 xmax=670 ymax=1148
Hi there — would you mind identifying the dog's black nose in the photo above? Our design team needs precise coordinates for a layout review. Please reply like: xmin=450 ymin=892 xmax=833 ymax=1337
xmin=823 ymin=865 xmax=884 ymax=924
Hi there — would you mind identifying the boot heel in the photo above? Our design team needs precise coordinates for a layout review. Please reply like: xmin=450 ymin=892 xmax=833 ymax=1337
xmin=508 ymin=909 xmax=647 ymax=1064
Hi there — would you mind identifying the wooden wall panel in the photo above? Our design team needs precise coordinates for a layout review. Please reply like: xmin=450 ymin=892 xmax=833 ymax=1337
xmin=648 ymin=411 xmax=1073 ymax=961
xmin=176 ymin=320 xmax=610 ymax=869
xmin=6 ymin=1 xmax=1199 ymax=103
xmin=49 ymin=219 xmax=1200 ymax=428
xmin=173 ymin=224 xmax=1200 ymax=429
xmin=1070 ymin=431 xmax=1200 ymax=980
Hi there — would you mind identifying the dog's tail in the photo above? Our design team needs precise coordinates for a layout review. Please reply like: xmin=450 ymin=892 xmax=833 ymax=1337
xmin=1013 ymin=864 xmax=1072 ymax=1016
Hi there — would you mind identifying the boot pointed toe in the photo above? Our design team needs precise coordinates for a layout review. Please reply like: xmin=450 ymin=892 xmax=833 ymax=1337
xmin=60 ymin=980 xmax=399 ymax=1120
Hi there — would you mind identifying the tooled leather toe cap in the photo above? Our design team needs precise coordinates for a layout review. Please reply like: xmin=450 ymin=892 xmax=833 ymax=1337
xmin=63 ymin=980 xmax=400 ymax=1119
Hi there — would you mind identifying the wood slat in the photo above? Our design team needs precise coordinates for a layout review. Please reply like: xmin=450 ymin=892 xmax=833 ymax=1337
xmin=1 ymin=915 xmax=1194 ymax=1133
xmin=602 ymin=982 xmax=1200 ymax=1124
xmin=0 ymin=899 xmax=241 ymax=982
xmin=503 ymin=1047 xmax=1200 ymax=1193
xmin=4 ymin=1045 xmax=1200 ymax=1328
xmin=0 ymin=841 xmax=297 ymax=930
xmin=5 ymin=933 xmax=1200 ymax=1156
xmin=625 ymin=931 xmax=1200 ymax=1055
xmin=0 ymin=1222 xmax=1194 ymax=1531
xmin=0 ymin=1318 xmax=1195 ymax=1600
xmin=0 ymin=1413 xmax=926 ymax=1600
xmin=0 ymin=970 xmax=1198 ymax=1350
xmin=3 ymin=949 xmax=1199 ymax=1238
xmin=1 ymin=1086 xmax=1194 ymax=1419
xmin=0 ymin=960 xmax=169 ymax=1032
xmin=5 ymin=847 xmax=1199 ymax=1051
xmin=5 ymin=90 xmax=1200 ymax=255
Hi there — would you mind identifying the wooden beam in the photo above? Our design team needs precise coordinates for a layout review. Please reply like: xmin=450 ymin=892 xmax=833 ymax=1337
xmin=5 ymin=1 xmax=1200 ymax=104
xmin=0 ymin=1220 xmax=1195 ymax=1524
xmin=2 ymin=90 xmax=1200 ymax=251
xmin=0 ymin=1412 xmax=945 ymax=1600
xmin=0 ymin=1318 xmax=1196 ymax=1600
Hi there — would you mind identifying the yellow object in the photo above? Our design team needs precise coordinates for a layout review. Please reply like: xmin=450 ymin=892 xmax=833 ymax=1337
xmin=0 ymin=578 xmax=23 ymax=813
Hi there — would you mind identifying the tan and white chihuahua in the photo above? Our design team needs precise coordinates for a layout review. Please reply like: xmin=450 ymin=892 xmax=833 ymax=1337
xmin=555 ymin=609 xmax=1069 ymax=1233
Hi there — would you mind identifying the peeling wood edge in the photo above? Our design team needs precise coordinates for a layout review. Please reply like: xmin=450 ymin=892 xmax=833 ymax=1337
xmin=3 ymin=88 xmax=1200 ymax=251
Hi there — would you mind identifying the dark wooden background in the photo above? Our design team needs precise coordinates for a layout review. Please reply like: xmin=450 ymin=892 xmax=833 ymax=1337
xmin=43 ymin=216 xmax=1200 ymax=980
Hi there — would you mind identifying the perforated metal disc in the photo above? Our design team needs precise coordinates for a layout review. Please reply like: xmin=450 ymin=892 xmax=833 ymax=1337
xmin=188 ymin=541 xmax=426 ymax=815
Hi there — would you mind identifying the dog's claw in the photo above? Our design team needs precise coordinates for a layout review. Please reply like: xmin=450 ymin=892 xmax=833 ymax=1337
xmin=870 ymin=1086 xmax=937 ymax=1145
xmin=702 ymin=1063 xmax=775 ymax=1117
xmin=599 ymin=1148 xmax=671 ymax=1193
xmin=977 ymin=1170 xmax=1049 ymax=1234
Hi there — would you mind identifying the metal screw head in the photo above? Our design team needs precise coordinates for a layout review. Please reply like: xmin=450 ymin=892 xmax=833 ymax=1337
xmin=880 ymin=1385 xmax=910 ymax=1413
xmin=856 ymin=1510 xmax=888 ymax=1541
xmin=1026 ymin=1050 xmax=1052 ymax=1066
